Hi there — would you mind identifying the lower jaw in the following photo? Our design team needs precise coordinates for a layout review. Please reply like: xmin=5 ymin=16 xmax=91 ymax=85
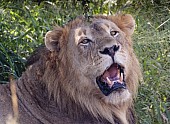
xmin=96 ymin=76 xmax=126 ymax=96
xmin=103 ymin=90 xmax=131 ymax=105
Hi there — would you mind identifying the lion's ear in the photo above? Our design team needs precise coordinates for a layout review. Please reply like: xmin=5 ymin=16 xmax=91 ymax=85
xmin=45 ymin=28 xmax=63 ymax=51
xmin=114 ymin=14 xmax=135 ymax=36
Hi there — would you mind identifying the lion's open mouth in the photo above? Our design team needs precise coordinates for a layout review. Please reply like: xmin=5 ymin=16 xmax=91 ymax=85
xmin=96 ymin=63 xmax=126 ymax=96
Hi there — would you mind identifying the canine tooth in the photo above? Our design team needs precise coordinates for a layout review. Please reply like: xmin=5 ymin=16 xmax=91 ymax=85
xmin=118 ymin=69 xmax=120 ymax=78
xmin=112 ymin=81 xmax=115 ymax=85
xmin=120 ymin=72 xmax=123 ymax=82
xmin=106 ymin=77 xmax=112 ymax=85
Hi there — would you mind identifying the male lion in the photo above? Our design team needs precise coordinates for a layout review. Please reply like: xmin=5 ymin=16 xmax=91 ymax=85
xmin=0 ymin=14 xmax=141 ymax=124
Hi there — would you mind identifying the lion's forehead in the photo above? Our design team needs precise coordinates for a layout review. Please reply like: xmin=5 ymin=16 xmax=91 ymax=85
xmin=90 ymin=19 xmax=119 ymax=31
xmin=73 ymin=19 xmax=120 ymax=44
xmin=75 ymin=19 xmax=119 ymax=34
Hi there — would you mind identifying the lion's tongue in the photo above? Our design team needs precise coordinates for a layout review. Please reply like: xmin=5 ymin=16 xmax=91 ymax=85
xmin=101 ymin=63 xmax=119 ymax=86
xmin=103 ymin=63 xmax=118 ymax=78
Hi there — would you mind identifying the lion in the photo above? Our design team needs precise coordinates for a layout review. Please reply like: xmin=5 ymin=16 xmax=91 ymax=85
xmin=0 ymin=14 xmax=141 ymax=124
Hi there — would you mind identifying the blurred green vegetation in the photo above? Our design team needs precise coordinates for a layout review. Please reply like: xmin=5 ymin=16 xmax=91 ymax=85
xmin=0 ymin=0 xmax=169 ymax=123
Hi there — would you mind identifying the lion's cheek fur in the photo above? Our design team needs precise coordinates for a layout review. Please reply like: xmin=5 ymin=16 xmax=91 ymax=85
xmin=124 ymin=53 xmax=141 ymax=97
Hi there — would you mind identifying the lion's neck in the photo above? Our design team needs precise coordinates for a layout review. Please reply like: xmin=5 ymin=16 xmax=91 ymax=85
xmin=69 ymin=92 xmax=131 ymax=124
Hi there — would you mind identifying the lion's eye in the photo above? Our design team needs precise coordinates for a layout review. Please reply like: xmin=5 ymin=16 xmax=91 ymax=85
xmin=79 ymin=39 xmax=92 ymax=46
xmin=110 ymin=30 xmax=119 ymax=37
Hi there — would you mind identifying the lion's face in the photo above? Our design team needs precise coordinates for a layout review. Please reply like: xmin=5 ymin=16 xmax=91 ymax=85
xmin=45 ymin=14 xmax=139 ymax=105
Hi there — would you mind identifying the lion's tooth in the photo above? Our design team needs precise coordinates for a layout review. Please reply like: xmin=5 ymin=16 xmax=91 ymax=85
xmin=117 ymin=69 xmax=120 ymax=78
xmin=106 ymin=77 xmax=112 ymax=85
xmin=120 ymin=72 xmax=123 ymax=83
xmin=112 ymin=81 xmax=115 ymax=85
xmin=112 ymin=81 xmax=116 ymax=85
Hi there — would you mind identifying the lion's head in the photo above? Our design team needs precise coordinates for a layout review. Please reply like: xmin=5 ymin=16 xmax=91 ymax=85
xmin=43 ymin=14 xmax=141 ymax=124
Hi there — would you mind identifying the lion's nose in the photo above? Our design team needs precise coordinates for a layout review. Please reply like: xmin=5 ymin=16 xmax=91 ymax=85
xmin=99 ymin=45 xmax=119 ymax=57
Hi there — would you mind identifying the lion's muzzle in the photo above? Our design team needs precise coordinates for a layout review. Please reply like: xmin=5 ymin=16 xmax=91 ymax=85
xmin=96 ymin=44 xmax=126 ymax=96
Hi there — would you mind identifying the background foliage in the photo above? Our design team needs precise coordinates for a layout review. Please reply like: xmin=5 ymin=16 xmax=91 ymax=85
xmin=0 ymin=0 xmax=169 ymax=123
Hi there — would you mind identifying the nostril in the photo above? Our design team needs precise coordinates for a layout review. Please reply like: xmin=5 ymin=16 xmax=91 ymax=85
xmin=113 ymin=45 xmax=119 ymax=52
xmin=99 ymin=48 xmax=110 ymax=55
xmin=100 ymin=45 xmax=119 ymax=55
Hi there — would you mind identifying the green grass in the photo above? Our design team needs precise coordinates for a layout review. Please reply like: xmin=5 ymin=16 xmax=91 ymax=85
xmin=134 ymin=29 xmax=170 ymax=124
xmin=0 ymin=1 xmax=169 ymax=123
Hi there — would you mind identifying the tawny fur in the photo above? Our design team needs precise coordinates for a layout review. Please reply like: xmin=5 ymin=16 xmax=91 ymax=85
xmin=0 ymin=14 xmax=142 ymax=124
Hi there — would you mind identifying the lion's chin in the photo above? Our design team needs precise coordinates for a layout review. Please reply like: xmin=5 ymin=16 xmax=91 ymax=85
xmin=103 ymin=89 xmax=131 ymax=105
